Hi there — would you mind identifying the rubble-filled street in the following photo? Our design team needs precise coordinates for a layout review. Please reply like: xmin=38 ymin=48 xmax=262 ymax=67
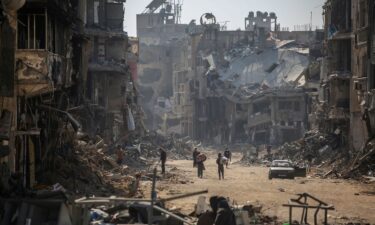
xmin=1 ymin=0 xmax=375 ymax=224
xmin=152 ymin=150 xmax=375 ymax=224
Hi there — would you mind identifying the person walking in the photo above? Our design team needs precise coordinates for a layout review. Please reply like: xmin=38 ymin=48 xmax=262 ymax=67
xmin=216 ymin=153 xmax=227 ymax=180
xmin=196 ymin=152 xmax=206 ymax=178
xmin=224 ymin=148 xmax=231 ymax=168
xmin=193 ymin=147 xmax=199 ymax=168
xmin=159 ymin=148 xmax=167 ymax=175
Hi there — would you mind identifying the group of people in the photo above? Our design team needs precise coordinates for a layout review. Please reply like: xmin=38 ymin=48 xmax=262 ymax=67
xmin=193 ymin=148 xmax=232 ymax=180
xmin=117 ymin=144 xmax=233 ymax=181
xmin=197 ymin=196 xmax=236 ymax=225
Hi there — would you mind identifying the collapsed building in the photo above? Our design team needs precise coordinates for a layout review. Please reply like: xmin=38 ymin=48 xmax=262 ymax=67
xmin=136 ymin=0 xmax=189 ymax=130
xmin=0 ymin=0 xmax=141 ymax=193
xmin=167 ymin=12 xmax=323 ymax=145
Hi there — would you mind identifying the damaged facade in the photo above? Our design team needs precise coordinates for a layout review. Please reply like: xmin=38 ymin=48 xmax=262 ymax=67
xmin=136 ymin=0 xmax=189 ymax=131
xmin=171 ymin=12 xmax=320 ymax=145
xmin=247 ymin=88 xmax=307 ymax=145
xmin=84 ymin=0 xmax=141 ymax=142
xmin=318 ymin=0 xmax=375 ymax=154
xmin=0 ymin=0 xmax=141 ymax=193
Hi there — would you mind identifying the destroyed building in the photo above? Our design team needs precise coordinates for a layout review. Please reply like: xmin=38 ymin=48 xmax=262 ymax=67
xmin=134 ymin=4 xmax=319 ymax=144
xmin=0 ymin=0 xmax=141 ymax=192
xmin=317 ymin=0 xmax=375 ymax=154
xmin=168 ymin=12 xmax=318 ymax=145
xmin=0 ymin=0 xmax=87 ymax=189
xmin=136 ymin=0 xmax=189 ymax=131
xmin=84 ymin=0 xmax=141 ymax=142
xmin=247 ymin=88 xmax=307 ymax=145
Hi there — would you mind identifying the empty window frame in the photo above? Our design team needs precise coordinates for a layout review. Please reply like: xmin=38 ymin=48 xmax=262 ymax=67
xmin=17 ymin=12 xmax=46 ymax=49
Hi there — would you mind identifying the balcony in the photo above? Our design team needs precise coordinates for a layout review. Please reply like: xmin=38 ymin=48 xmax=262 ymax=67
xmin=88 ymin=61 xmax=127 ymax=74
xmin=248 ymin=112 xmax=271 ymax=127
xmin=16 ymin=50 xmax=68 ymax=86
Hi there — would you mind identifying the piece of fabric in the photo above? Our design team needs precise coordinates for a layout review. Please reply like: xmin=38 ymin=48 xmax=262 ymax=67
xmin=214 ymin=208 xmax=236 ymax=225
xmin=197 ymin=211 xmax=215 ymax=225
xmin=127 ymin=108 xmax=136 ymax=131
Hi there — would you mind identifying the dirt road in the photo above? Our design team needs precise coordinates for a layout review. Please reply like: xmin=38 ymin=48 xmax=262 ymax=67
xmin=146 ymin=152 xmax=375 ymax=224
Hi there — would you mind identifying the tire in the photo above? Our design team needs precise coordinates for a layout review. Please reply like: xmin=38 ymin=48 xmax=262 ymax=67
xmin=268 ymin=174 xmax=272 ymax=180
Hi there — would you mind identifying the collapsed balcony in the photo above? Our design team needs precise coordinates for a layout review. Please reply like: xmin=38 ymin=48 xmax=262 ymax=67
xmin=16 ymin=50 xmax=67 ymax=86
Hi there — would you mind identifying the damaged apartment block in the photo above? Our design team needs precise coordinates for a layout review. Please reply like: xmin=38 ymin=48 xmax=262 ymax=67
xmin=169 ymin=11 xmax=317 ymax=145
xmin=0 ymin=0 xmax=141 ymax=199
xmin=320 ymin=0 xmax=374 ymax=154
xmin=85 ymin=0 xmax=141 ymax=142
xmin=0 ymin=0 xmax=86 ymax=190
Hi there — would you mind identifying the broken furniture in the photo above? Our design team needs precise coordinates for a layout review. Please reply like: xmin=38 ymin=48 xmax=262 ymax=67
xmin=282 ymin=193 xmax=334 ymax=225
xmin=74 ymin=168 xmax=207 ymax=225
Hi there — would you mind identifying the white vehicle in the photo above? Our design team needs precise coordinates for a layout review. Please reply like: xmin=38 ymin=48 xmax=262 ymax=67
xmin=268 ymin=160 xmax=295 ymax=179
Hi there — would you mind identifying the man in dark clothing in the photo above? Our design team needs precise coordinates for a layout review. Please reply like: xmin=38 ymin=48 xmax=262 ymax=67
xmin=224 ymin=148 xmax=231 ymax=168
xmin=214 ymin=199 xmax=236 ymax=225
xmin=197 ymin=160 xmax=205 ymax=178
xmin=193 ymin=147 xmax=199 ymax=167
xmin=196 ymin=152 xmax=205 ymax=178
xmin=159 ymin=148 xmax=167 ymax=174
xmin=216 ymin=153 xmax=225 ymax=180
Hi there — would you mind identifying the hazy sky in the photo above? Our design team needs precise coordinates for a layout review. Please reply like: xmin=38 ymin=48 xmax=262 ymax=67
xmin=124 ymin=0 xmax=325 ymax=37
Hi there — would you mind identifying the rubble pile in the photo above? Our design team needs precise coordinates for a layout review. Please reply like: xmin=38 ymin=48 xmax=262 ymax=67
xmin=129 ymin=132 xmax=195 ymax=160
xmin=341 ymin=139 xmax=375 ymax=180
xmin=276 ymin=130 xmax=341 ymax=163
xmin=45 ymin=131 xmax=197 ymax=196
xmin=234 ymin=203 xmax=279 ymax=225
xmin=85 ymin=201 xmax=190 ymax=225
xmin=274 ymin=130 xmax=375 ymax=180
xmin=239 ymin=146 xmax=262 ymax=166
xmin=43 ymin=137 xmax=144 ymax=196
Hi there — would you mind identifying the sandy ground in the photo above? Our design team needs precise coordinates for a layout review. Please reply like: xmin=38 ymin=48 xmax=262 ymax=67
xmin=143 ymin=152 xmax=375 ymax=224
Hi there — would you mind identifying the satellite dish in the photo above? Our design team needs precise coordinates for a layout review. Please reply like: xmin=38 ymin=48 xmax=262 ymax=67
xmin=1 ymin=0 xmax=25 ymax=11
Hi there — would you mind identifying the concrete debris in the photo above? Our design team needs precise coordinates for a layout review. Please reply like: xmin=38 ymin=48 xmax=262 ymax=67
xmin=274 ymin=130 xmax=375 ymax=181
xmin=47 ymin=131 xmax=197 ymax=196
xmin=129 ymin=131 xmax=196 ymax=160
xmin=196 ymin=196 xmax=279 ymax=225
